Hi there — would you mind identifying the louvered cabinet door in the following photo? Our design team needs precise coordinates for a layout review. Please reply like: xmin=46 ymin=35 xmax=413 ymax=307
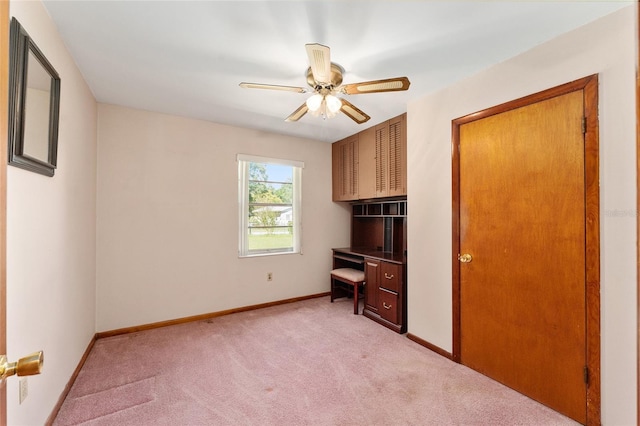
xmin=348 ymin=136 xmax=359 ymax=199
xmin=332 ymin=113 xmax=405 ymax=202
xmin=387 ymin=114 xmax=406 ymax=197
xmin=331 ymin=135 xmax=359 ymax=201
xmin=357 ymin=127 xmax=376 ymax=200
xmin=374 ymin=122 xmax=389 ymax=197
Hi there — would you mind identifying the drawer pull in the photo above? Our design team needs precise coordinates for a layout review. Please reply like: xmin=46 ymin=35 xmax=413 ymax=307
xmin=384 ymin=273 xmax=394 ymax=280
xmin=383 ymin=302 xmax=392 ymax=310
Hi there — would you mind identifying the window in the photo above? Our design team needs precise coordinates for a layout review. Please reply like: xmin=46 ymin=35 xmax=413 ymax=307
xmin=238 ymin=154 xmax=303 ymax=257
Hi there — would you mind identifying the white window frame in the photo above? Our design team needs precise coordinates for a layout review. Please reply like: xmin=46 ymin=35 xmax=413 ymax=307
xmin=238 ymin=154 xmax=303 ymax=257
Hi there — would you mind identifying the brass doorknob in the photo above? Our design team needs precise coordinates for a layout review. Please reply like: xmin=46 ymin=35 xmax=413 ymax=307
xmin=458 ymin=253 xmax=473 ymax=263
xmin=0 ymin=351 xmax=43 ymax=381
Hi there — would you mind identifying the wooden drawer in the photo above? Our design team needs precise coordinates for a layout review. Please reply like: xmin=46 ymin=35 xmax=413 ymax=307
xmin=380 ymin=262 xmax=401 ymax=292
xmin=378 ymin=288 xmax=398 ymax=324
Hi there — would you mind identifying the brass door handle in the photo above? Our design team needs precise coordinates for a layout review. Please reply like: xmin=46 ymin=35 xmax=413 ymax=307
xmin=384 ymin=273 xmax=394 ymax=280
xmin=383 ymin=302 xmax=392 ymax=310
xmin=458 ymin=253 xmax=473 ymax=263
xmin=0 ymin=351 xmax=43 ymax=381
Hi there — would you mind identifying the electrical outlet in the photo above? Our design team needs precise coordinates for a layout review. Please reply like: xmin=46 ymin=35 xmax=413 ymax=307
xmin=267 ymin=272 xmax=273 ymax=281
xmin=19 ymin=377 xmax=28 ymax=404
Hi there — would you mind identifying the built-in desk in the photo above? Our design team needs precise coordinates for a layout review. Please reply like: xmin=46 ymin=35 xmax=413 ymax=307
xmin=332 ymin=248 xmax=406 ymax=333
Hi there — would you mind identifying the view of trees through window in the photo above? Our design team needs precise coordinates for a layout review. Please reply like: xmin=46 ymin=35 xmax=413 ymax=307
xmin=248 ymin=162 xmax=294 ymax=252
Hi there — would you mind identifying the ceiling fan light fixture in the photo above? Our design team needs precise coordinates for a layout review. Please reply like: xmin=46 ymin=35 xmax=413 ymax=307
xmin=306 ymin=94 xmax=323 ymax=112
xmin=325 ymin=94 xmax=341 ymax=114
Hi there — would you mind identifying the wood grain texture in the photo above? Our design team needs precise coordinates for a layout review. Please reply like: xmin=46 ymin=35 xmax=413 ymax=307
xmin=388 ymin=114 xmax=407 ymax=197
xmin=357 ymin=127 xmax=376 ymax=200
xmin=460 ymin=90 xmax=586 ymax=422
xmin=331 ymin=136 xmax=359 ymax=201
xmin=451 ymin=75 xmax=600 ymax=425
xmin=583 ymin=75 xmax=601 ymax=426
xmin=374 ymin=122 xmax=388 ymax=196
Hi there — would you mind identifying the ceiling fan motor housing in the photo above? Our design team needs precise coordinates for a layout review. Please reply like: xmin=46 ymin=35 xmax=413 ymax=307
xmin=306 ymin=63 xmax=344 ymax=90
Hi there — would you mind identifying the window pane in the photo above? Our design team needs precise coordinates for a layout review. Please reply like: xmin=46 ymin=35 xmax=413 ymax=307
xmin=248 ymin=226 xmax=294 ymax=252
xmin=240 ymin=157 xmax=301 ymax=257
xmin=249 ymin=163 xmax=293 ymax=206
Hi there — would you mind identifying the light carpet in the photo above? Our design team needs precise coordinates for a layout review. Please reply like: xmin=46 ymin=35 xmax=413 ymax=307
xmin=53 ymin=296 xmax=579 ymax=425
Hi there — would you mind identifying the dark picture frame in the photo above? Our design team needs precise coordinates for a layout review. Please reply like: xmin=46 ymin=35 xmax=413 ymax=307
xmin=8 ymin=17 xmax=61 ymax=177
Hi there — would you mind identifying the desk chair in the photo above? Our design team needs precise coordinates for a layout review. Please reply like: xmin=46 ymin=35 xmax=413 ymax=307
xmin=330 ymin=268 xmax=365 ymax=314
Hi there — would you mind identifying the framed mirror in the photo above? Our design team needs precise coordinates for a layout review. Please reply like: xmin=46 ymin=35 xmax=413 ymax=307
xmin=8 ymin=17 xmax=61 ymax=177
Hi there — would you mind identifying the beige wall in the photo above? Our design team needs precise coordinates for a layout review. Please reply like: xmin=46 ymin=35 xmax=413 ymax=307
xmin=407 ymin=6 xmax=636 ymax=424
xmin=7 ymin=1 xmax=98 ymax=425
xmin=96 ymin=104 xmax=350 ymax=331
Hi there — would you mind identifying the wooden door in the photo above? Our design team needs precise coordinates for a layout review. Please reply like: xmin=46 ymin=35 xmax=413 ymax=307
xmin=453 ymin=76 xmax=600 ymax=425
xmin=1 ymin=1 xmax=9 ymax=424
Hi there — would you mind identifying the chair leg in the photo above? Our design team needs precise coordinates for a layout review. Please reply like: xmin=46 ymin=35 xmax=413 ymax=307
xmin=353 ymin=283 xmax=359 ymax=314
xmin=330 ymin=277 xmax=335 ymax=303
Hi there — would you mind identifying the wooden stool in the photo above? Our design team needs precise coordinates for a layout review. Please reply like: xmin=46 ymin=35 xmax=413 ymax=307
xmin=330 ymin=268 xmax=365 ymax=314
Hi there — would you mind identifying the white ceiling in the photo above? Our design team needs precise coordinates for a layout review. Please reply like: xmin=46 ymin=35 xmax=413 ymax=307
xmin=42 ymin=1 xmax=631 ymax=142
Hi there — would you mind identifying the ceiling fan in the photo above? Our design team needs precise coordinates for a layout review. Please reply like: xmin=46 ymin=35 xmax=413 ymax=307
xmin=239 ymin=43 xmax=410 ymax=124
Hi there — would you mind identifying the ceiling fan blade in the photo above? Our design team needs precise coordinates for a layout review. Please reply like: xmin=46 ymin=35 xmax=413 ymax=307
xmin=340 ymin=77 xmax=411 ymax=95
xmin=305 ymin=43 xmax=332 ymax=85
xmin=285 ymin=103 xmax=309 ymax=122
xmin=340 ymin=98 xmax=370 ymax=124
xmin=239 ymin=82 xmax=307 ymax=93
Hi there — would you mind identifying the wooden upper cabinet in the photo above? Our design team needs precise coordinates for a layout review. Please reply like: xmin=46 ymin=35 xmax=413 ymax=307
xmin=332 ymin=135 xmax=359 ymax=201
xmin=332 ymin=113 xmax=406 ymax=201
xmin=357 ymin=126 xmax=376 ymax=200
xmin=373 ymin=114 xmax=407 ymax=198
xmin=374 ymin=122 xmax=389 ymax=197
xmin=387 ymin=114 xmax=407 ymax=197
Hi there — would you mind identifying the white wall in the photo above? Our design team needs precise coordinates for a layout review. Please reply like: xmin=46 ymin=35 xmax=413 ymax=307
xmin=407 ymin=6 xmax=636 ymax=425
xmin=7 ymin=1 xmax=97 ymax=425
xmin=96 ymin=104 xmax=350 ymax=331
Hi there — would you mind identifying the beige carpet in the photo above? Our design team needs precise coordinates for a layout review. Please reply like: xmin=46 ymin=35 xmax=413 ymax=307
xmin=54 ymin=296 xmax=579 ymax=425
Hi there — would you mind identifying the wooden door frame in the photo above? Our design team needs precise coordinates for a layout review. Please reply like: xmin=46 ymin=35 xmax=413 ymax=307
xmin=1 ymin=0 xmax=9 ymax=424
xmin=451 ymin=75 xmax=600 ymax=424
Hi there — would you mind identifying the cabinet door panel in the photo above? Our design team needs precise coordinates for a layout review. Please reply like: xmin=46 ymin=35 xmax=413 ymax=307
xmin=364 ymin=259 xmax=379 ymax=313
xmin=358 ymin=127 xmax=376 ymax=200
xmin=332 ymin=136 xmax=359 ymax=201
xmin=388 ymin=115 xmax=406 ymax=196
xmin=374 ymin=122 xmax=389 ymax=197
